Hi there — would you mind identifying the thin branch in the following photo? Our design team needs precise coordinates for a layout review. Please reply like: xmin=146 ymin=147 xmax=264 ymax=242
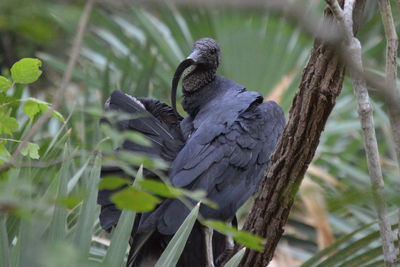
xmin=348 ymin=37 xmax=397 ymax=267
xmin=378 ymin=0 xmax=400 ymax=173
xmin=327 ymin=0 xmax=397 ymax=265
xmin=0 ymin=0 xmax=96 ymax=173
xmin=325 ymin=0 xmax=347 ymax=33
xmin=378 ymin=0 xmax=400 ymax=258
xmin=343 ymin=0 xmax=355 ymax=35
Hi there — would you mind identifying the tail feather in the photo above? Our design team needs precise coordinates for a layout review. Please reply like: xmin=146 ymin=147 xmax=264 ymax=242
xmin=98 ymin=90 xmax=184 ymax=231
xmin=104 ymin=90 xmax=184 ymax=160
xmin=98 ymin=90 xmax=232 ymax=266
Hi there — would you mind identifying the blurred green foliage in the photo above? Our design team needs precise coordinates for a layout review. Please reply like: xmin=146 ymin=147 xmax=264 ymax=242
xmin=0 ymin=1 xmax=399 ymax=266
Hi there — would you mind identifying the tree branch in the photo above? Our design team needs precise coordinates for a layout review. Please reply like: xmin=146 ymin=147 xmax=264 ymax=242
xmin=378 ymin=0 xmax=400 ymax=258
xmin=327 ymin=0 xmax=397 ymax=265
xmin=348 ymin=38 xmax=397 ymax=267
xmin=233 ymin=1 xmax=366 ymax=266
xmin=378 ymin=0 xmax=400 ymax=175
xmin=0 ymin=0 xmax=96 ymax=173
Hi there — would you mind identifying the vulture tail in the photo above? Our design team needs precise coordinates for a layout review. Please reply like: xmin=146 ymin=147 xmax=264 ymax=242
xmin=97 ymin=90 xmax=184 ymax=231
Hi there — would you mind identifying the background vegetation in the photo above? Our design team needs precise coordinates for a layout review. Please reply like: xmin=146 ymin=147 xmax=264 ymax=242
xmin=0 ymin=0 xmax=399 ymax=266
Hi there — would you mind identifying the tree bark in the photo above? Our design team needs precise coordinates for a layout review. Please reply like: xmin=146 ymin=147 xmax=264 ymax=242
xmin=238 ymin=1 xmax=366 ymax=266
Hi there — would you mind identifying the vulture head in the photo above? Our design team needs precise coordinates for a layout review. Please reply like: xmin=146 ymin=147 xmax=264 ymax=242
xmin=186 ymin=38 xmax=220 ymax=71
xmin=171 ymin=38 xmax=220 ymax=115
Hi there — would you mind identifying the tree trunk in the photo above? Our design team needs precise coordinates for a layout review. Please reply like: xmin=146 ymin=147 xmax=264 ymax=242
xmin=239 ymin=1 xmax=366 ymax=266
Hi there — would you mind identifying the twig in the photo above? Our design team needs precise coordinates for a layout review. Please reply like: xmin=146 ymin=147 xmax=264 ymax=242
xmin=377 ymin=0 xmax=400 ymax=174
xmin=327 ymin=0 xmax=397 ymax=265
xmin=378 ymin=0 xmax=400 ymax=257
xmin=343 ymin=0 xmax=355 ymax=36
xmin=325 ymin=0 xmax=347 ymax=34
xmin=0 ymin=0 xmax=96 ymax=173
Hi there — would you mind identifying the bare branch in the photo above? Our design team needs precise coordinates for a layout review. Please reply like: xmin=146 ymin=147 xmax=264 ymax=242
xmin=343 ymin=0 xmax=356 ymax=35
xmin=378 ymin=0 xmax=400 ymax=171
xmin=326 ymin=0 xmax=397 ymax=265
xmin=378 ymin=0 xmax=400 ymax=258
xmin=0 ymin=0 xmax=96 ymax=173
xmin=325 ymin=0 xmax=346 ymax=27
xmin=348 ymin=37 xmax=397 ymax=267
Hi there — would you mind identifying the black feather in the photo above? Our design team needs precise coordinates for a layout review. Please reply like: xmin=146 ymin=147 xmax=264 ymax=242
xmin=98 ymin=42 xmax=285 ymax=267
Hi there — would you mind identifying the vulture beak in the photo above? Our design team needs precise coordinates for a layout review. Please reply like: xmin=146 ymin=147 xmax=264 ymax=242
xmin=186 ymin=50 xmax=202 ymax=63
xmin=171 ymin=49 xmax=202 ymax=117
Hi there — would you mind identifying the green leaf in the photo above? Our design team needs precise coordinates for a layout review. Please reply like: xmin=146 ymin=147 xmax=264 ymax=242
xmin=104 ymin=209 xmax=136 ymax=266
xmin=56 ymin=194 xmax=84 ymax=209
xmin=138 ymin=179 xmax=183 ymax=198
xmin=22 ymin=98 xmax=65 ymax=122
xmin=0 ymin=96 xmax=18 ymax=105
xmin=0 ymin=115 xmax=18 ymax=135
xmin=155 ymin=203 xmax=200 ymax=267
xmin=203 ymin=220 xmax=265 ymax=251
xmin=73 ymin=156 xmax=101 ymax=256
xmin=100 ymin=124 xmax=124 ymax=148
xmin=10 ymin=58 xmax=42 ymax=84
xmin=338 ymin=246 xmax=383 ymax=267
xmin=51 ymin=110 xmax=65 ymax=123
xmin=111 ymin=187 xmax=159 ymax=212
xmin=137 ymin=178 xmax=217 ymax=208
xmin=0 ymin=216 xmax=11 ymax=267
xmin=312 ymin=229 xmax=382 ymax=267
xmin=98 ymin=176 xmax=131 ymax=190
xmin=67 ymin=159 xmax=90 ymax=193
xmin=101 ymin=123 xmax=152 ymax=149
xmin=20 ymin=142 xmax=40 ymax=159
xmin=22 ymin=100 xmax=41 ymax=119
xmin=49 ymin=146 xmax=70 ymax=241
xmin=136 ymin=179 xmax=217 ymax=208
xmin=0 ymin=76 xmax=12 ymax=92
xmin=300 ymin=223 xmax=374 ymax=267
xmin=104 ymin=167 xmax=144 ymax=266
xmin=223 ymin=248 xmax=246 ymax=267
xmin=0 ymin=144 xmax=11 ymax=164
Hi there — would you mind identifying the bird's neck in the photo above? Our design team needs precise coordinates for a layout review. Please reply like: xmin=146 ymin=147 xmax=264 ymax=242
xmin=182 ymin=67 xmax=216 ymax=93
xmin=182 ymin=74 xmax=220 ymax=117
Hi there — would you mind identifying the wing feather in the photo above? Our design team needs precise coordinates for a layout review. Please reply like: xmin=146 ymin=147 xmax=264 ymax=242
xmin=151 ymin=99 xmax=285 ymax=235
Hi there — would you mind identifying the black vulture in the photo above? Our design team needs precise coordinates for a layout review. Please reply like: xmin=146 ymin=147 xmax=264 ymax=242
xmin=98 ymin=38 xmax=285 ymax=267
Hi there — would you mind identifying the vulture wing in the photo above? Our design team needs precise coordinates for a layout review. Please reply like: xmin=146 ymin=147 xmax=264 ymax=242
xmin=139 ymin=87 xmax=285 ymax=235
